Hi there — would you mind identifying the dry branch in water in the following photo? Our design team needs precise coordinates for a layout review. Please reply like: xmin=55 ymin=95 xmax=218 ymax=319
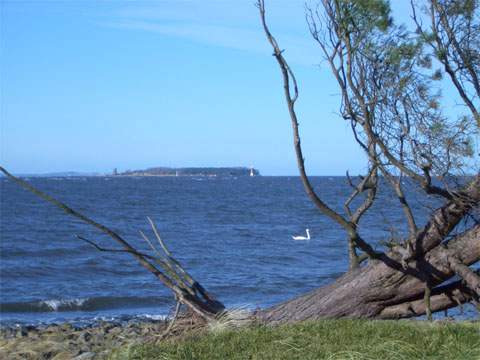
xmin=0 ymin=166 xmax=224 ymax=322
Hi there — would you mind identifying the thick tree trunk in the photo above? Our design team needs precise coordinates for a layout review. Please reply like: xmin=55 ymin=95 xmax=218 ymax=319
xmin=255 ymin=0 xmax=480 ymax=324
xmin=258 ymin=225 xmax=479 ymax=323
xmin=255 ymin=175 xmax=480 ymax=324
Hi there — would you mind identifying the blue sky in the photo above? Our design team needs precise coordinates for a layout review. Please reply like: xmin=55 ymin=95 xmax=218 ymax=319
xmin=0 ymin=1 xmax=429 ymax=175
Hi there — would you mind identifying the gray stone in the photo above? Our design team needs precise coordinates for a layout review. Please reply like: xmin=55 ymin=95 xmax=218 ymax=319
xmin=78 ymin=331 xmax=92 ymax=343
xmin=15 ymin=326 xmax=28 ymax=338
xmin=73 ymin=352 xmax=96 ymax=360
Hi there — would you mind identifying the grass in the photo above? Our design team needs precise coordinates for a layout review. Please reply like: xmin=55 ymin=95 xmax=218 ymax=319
xmin=110 ymin=319 xmax=480 ymax=360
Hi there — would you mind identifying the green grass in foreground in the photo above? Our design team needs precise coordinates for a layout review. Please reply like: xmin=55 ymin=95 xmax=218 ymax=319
xmin=110 ymin=319 xmax=480 ymax=360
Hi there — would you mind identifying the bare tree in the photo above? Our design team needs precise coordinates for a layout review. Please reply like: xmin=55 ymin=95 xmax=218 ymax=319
xmin=0 ymin=167 xmax=225 ymax=322
xmin=254 ymin=0 xmax=479 ymax=322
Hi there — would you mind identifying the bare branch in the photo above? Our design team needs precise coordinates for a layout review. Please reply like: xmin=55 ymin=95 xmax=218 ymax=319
xmin=140 ymin=230 xmax=163 ymax=259
xmin=379 ymin=280 xmax=476 ymax=319
xmin=159 ymin=300 xmax=182 ymax=339
xmin=379 ymin=167 xmax=418 ymax=237
xmin=448 ymin=257 xmax=480 ymax=297
xmin=258 ymin=1 xmax=355 ymax=232
xmin=410 ymin=175 xmax=480 ymax=257
xmin=258 ymin=0 xmax=386 ymax=263
xmin=0 ymin=166 xmax=224 ymax=319
xmin=147 ymin=216 xmax=172 ymax=256
xmin=77 ymin=235 xmax=155 ymax=260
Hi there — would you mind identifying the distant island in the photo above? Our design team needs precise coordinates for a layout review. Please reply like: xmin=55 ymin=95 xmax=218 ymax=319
xmin=0 ymin=167 xmax=260 ymax=178
xmin=114 ymin=167 xmax=260 ymax=177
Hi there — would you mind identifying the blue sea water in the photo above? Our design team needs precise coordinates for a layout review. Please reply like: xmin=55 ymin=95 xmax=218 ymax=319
xmin=0 ymin=176 xmax=477 ymax=325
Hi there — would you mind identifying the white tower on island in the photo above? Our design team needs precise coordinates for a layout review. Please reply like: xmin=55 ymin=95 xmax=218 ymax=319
xmin=250 ymin=167 xmax=255 ymax=177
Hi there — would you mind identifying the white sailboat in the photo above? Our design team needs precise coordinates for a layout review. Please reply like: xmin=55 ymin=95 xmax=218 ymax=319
xmin=250 ymin=167 xmax=254 ymax=177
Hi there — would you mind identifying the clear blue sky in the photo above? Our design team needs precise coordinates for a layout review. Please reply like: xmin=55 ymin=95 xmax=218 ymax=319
xmin=1 ymin=0 xmax=418 ymax=175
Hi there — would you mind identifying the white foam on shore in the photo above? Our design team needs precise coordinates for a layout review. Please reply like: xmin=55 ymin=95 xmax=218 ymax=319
xmin=140 ymin=314 xmax=167 ymax=321
xmin=42 ymin=298 xmax=87 ymax=311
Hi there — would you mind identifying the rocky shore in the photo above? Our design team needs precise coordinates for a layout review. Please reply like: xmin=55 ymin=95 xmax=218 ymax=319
xmin=0 ymin=319 xmax=168 ymax=359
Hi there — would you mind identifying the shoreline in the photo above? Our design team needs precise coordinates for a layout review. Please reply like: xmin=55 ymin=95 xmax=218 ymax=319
xmin=0 ymin=318 xmax=168 ymax=360
xmin=2 ymin=317 xmax=478 ymax=360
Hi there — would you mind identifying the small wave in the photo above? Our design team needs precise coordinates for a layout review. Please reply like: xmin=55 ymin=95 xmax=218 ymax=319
xmin=44 ymin=298 xmax=86 ymax=311
xmin=140 ymin=314 xmax=167 ymax=321
xmin=0 ymin=295 xmax=170 ymax=313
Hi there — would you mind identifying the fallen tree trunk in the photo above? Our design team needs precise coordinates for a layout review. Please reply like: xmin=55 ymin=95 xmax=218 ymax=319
xmin=253 ymin=0 xmax=480 ymax=325
xmin=254 ymin=175 xmax=480 ymax=323
xmin=257 ymin=225 xmax=479 ymax=323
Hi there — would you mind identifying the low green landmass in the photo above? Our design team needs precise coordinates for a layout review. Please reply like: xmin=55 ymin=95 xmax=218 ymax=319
xmin=117 ymin=166 xmax=260 ymax=177
xmin=110 ymin=319 xmax=479 ymax=360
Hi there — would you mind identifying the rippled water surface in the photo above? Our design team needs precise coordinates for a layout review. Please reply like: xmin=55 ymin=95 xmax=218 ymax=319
xmin=0 ymin=176 xmax=476 ymax=325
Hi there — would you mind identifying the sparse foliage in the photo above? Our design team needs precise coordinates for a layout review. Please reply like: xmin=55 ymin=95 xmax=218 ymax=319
xmin=256 ymin=0 xmax=479 ymax=322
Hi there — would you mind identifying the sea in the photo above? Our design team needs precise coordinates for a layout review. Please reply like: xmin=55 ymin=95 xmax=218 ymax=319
xmin=0 ymin=176 xmax=477 ymax=326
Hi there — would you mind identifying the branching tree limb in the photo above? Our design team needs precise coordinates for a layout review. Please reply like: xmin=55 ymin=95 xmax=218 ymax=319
xmin=412 ymin=0 xmax=480 ymax=127
xmin=255 ymin=0 xmax=479 ymax=322
xmin=257 ymin=0 xmax=352 ymax=235
xmin=0 ymin=166 xmax=224 ymax=320
xmin=257 ymin=0 xmax=385 ymax=268
xmin=379 ymin=280 xmax=476 ymax=319
xmin=448 ymin=257 xmax=480 ymax=297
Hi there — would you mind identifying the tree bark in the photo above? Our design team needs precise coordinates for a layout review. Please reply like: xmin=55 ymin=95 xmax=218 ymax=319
xmin=257 ymin=225 xmax=479 ymax=324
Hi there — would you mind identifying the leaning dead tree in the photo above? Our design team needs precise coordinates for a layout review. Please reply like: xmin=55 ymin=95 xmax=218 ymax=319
xmin=255 ymin=0 xmax=479 ymax=322
xmin=0 ymin=166 xmax=225 ymax=322
xmin=1 ymin=0 xmax=479 ymax=325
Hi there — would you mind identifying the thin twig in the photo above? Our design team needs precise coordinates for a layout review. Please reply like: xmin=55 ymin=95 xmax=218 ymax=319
xmin=159 ymin=300 xmax=182 ymax=339
xmin=140 ymin=230 xmax=164 ymax=259
xmin=147 ymin=216 xmax=172 ymax=256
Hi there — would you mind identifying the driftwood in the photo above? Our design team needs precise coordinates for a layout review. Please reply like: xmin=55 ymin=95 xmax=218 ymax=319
xmin=0 ymin=166 xmax=224 ymax=321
